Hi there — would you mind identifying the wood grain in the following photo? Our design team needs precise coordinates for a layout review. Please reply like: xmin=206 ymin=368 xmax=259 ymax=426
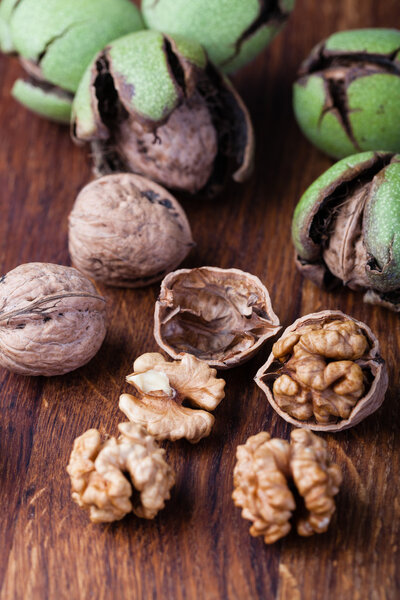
xmin=1 ymin=1 xmax=400 ymax=598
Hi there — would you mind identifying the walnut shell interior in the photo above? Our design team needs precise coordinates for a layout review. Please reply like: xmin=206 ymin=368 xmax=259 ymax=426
xmin=154 ymin=267 xmax=281 ymax=369
xmin=255 ymin=310 xmax=388 ymax=432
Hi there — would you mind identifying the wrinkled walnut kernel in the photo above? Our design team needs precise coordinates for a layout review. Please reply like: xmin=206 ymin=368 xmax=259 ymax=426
xmin=67 ymin=422 xmax=174 ymax=523
xmin=119 ymin=352 xmax=226 ymax=443
xmin=232 ymin=429 xmax=342 ymax=544
xmin=154 ymin=267 xmax=281 ymax=369
xmin=255 ymin=311 xmax=388 ymax=432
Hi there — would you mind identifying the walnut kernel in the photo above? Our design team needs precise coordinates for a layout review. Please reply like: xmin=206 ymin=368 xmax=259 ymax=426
xmin=232 ymin=429 xmax=342 ymax=544
xmin=255 ymin=311 xmax=388 ymax=431
xmin=119 ymin=352 xmax=226 ymax=443
xmin=68 ymin=173 xmax=194 ymax=288
xmin=67 ymin=422 xmax=175 ymax=523
xmin=0 ymin=262 xmax=106 ymax=376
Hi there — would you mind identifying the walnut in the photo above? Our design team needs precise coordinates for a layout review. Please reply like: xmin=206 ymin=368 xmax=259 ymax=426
xmin=119 ymin=352 xmax=226 ymax=443
xmin=0 ymin=263 xmax=106 ymax=376
xmin=154 ymin=267 xmax=281 ymax=369
xmin=67 ymin=422 xmax=175 ymax=523
xmin=255 ymin=311 xmax=388 ymax=432
xmin=68 ymin=173 xmax=194 ymax=288
xmin=232 ymin=429 xmax=342 ymax=544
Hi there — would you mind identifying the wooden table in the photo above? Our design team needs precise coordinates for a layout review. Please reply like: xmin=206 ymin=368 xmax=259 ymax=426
xmin=1 ymin=1 xmax=399 ymax=598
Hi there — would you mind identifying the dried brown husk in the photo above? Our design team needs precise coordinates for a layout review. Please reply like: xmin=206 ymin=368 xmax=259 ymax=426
xmin=154 ymin=267 xmax=280 ymax=369
xmin=0 ymin=263 xmax=106 ymax=376
xmin=68 ymin=173 xmax=194 ymax=287
xmin=255 ymin=310 xmax=388 ymax=432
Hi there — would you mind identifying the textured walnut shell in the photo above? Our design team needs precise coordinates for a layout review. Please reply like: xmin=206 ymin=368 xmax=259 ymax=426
xmin=68 ymin=173 xmax=194 ymax=288
xmin=154 ymin=267 xmax=281 ymax=369
xmin=255 ymin=310 xmax=388 ymax=432
xmin=0 ymin=263 xmax=106 ymax=376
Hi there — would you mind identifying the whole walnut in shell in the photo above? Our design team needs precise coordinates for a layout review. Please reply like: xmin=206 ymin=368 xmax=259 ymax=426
xmin=232 ymin=429 xmax=342 ymax=544
xmin=68 ymin=173 xmax=194 ymax=287
xmin=72 ymin=30 xmax=254 ymax=197
xmin=154 ymin=267 xmax=281 ymax=369
xmin=0 ymin=263 xmax=106 ymax=376
xmin=119 ymin=352 xmax=226 ymax=443
xmin=67 ymin=422 xmax=175 ymax=523
xmin=255 ymin=311 xmax=388 ymax=432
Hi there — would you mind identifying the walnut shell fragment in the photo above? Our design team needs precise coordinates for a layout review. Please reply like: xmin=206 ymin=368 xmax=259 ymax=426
xmin=68 ymin=173 xmax=194 ymax=288
xmin=67 ymin=422 xmax=175 ymax=523
xmin=255 ymin=311 xmax=388 ymax=432
xmin=232 ymin=429 xmax=342 ymax=544
xmin=0 ymin=262 xmax=106 ymax=376
xmin=154 ymin=267 xmax=281 ymax=369
xmin=119 ymin=352 xmax=226 ymax=443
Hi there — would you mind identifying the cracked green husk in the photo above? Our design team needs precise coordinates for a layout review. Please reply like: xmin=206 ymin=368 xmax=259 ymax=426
xmin=293 ymin=28 xmax=400 ymax=159
xmin=1 ymin=0 xmax=143 ymax=122
xmin=142 ymin=0 xmax=295 ymax=73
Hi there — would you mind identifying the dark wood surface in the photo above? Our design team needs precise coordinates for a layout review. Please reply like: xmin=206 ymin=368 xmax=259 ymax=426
xmin=1 ymin=1 xmax=399 ymax=598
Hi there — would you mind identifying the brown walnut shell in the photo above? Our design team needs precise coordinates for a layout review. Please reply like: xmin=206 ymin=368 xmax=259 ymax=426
xmin=154 ymin=267 xmax=281 ymax=369
xmin=255 ymin=310 xmax=388 ymax=432
xmin=68 ymin=173 xmax=194 ymax=287
xmin=0 ymin=263 xmax=106 ymax=376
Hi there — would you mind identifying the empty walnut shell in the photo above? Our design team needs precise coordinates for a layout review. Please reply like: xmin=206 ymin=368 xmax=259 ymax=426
xmin=68 ymin=173 xmax=194 ymax=287
xmin=154 ymin=267 xmax=281 ymax=369
xmin=0 ymin=262 xmax=106 ymax=376
xmin=255 ymin=311 xmax=388 ymax=432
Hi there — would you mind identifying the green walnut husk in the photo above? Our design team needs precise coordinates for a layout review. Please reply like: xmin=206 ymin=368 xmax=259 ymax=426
xmin=293 ymin=28 xmax=400 ymax=159
xmin=142 ymin=0 xmax=295 ymax=73
xmin=72 ymin=30 xmax=255 ymax=197
xmin=292 ymin=151 xmax=400 ymax=311
xmin=0 ymin=0 xmax=144 ymax=123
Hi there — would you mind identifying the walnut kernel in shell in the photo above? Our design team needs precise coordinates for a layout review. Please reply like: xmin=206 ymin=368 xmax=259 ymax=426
xmin=154 ymin=267 xmax=281 ymax=369
xmin=232 ymin=429 xmax=342 ymax=544
xmin=119 ymin=352 xmax=226 ymax=443
xmin=67 ymin=422 xmax=175 ymax=523
xmin=68 ymin=173 xmax=194 ymax=288
xmin=0 ymin=263 xmax=106 ymax=376
xmin=255 ymin=311 xmax=388 ymax=432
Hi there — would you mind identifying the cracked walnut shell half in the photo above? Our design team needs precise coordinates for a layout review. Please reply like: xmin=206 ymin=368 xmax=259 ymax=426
xmin=154 ymin=267 xmax=281 ymax=369
xmin=67 ymin=422 xmax=175 ymax=523
xmin=255 ymin=311 xmax=388 ymax=432
xmin=119 ymin=352 xmax=226 ymax=443
xmin=232 ymin=429 xmax=342 ymax=544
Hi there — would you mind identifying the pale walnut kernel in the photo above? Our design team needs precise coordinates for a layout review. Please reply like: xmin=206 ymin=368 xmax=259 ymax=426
xmin=67 ymin=423 xmax=174 ymax=523
xmin=290 ymin=429 xmax=342 ymax=536
xmin=232 ymin=432 xmax=295 ymax=544
xmin=232 ymin=429 xmax=342 ymax=543
xmin=272 ymin=319 xmax=368 ymax=423
xmin=256 ymin=311 xmax=388 ymax=432
xmin=119 ymin=352 xmax=226 ymax=443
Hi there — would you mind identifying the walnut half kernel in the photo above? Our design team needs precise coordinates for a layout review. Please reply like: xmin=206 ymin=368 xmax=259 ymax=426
xmin=255 ymin=311 xmax=388 ymax=432
xmin=67 ymin=422 xmax=175 ymax=523
xmin=119 ymin=352 xmax=226 ymax=443
xmin=232 ymin=429 xmax=342 ymax=544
